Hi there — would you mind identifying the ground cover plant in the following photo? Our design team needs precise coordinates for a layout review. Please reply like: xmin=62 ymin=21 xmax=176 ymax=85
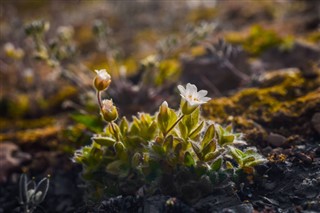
xmin=74 ymin=70 xmax=267 ymax=204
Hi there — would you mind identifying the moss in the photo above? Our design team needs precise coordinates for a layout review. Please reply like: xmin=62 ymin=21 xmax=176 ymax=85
xmin=40 ymin=85 xmax=78 ymax=111
xmin=0 ymin=125 xmax=61 ymax=144
xmin=0 ymin=117 xmax=55 ymax=131
xmin=203 ymin=70 xmax=320 ymax=140
xmin=186 ymin=7 xmax=217 ymax=23
xmin=225 ymin=25 xmax=294 ymax=56
xmin=7 ymin=94 xmax=30 ymax=118
xmin=306 ymin=31 xmax=320 ymax=43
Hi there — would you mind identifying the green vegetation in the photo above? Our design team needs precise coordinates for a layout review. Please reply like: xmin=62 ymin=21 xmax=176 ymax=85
xmin=73 ymin=70 xmax=266 ymax=203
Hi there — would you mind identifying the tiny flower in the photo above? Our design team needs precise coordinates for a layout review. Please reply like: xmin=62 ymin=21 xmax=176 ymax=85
xmin=101 ymin=99 xmax=118 ymax=122
xmin=93 ymin=69 xmax=111 ymax=91
xmin=177 ymin=83 xmax=211 ymax=115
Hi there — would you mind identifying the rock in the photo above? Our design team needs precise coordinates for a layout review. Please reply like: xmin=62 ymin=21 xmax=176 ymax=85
xmin=311 ymin=113 xmax=320 ymax=135
xmin=222 ymin=203 xmax=254 ymax=213
xmin=180 ymin=42 xmax=251 ymax=95
xmin=261 ymin=42 xmax=320 ymax=73
xmin=0 ymin=142 xmax=31 ymax=183
xmin=267 ymin=133 xmax=287 ymax=147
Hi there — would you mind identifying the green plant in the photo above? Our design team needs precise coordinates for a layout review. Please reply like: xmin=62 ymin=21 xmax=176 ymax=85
xmin=19 ymin=174 xmax=50 ymax=213
xmin=74 ymin=70 xmax=267 ymax=202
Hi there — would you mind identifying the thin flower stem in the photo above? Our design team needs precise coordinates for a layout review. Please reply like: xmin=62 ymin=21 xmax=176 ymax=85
xmin=165 ymin=114 xmax=184 ymax=137
xmin=96 ymin=90 xmax=102 ymax=109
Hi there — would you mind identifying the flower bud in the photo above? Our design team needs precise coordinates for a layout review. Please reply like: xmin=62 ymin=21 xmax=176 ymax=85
xmin=101 ymin=99 xmax=118 ymax=122
xmin=93 ymin=69 xmax=111 ymax=91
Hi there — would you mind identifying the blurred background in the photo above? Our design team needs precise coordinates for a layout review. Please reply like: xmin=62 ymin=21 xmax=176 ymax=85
xmin=0 ymin=0 xmax=319 ymax=211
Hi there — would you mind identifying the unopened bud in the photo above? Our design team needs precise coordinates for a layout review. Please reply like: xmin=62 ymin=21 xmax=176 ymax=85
xmin=93 ymin=69 xmax=111 ymax=91
xmin=101 ymin=99 xmax=118 ymax=122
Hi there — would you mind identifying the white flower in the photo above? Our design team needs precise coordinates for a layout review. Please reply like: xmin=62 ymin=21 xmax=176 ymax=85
xmin=95 ymin=69 xmax=111 ymax=81
xmin=177 ymin=83 xmax=210 ymax=106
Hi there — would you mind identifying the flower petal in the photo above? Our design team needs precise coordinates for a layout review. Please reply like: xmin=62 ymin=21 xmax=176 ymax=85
xmin=200 ymin=97 xmax=211 ymax=102
xmin=197 ymin=90 xmax=208 ymax=98
xmin=177 ymin=85 xmax=186 ymax=96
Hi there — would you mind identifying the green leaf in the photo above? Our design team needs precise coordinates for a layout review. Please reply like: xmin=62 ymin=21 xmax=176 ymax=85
xmin=226 ymin=124 xmax=233 ymax=133
xmin=202 ymin=124 xmax=215 ymax=148
xmin=178 ymin=121 xmax=188 ymax=139
xmin=163 ymin=135 xmax=173 ymax=151
xmin=203 ymin=150 xmax=220 ymax=161
xmin=242 ymin=156 xmax=256 ymax=165
xmin=184 ymin=151 xmax=195 ymax=167
xmin=221 ymin=135 xmax=235 ymax=146
xmin=190 ymin=140 xmax=202 ymax=160
xmin=70 ymin=113 xmax=103 ymax=132
xmin=189 ymin=121 xmax=204 ymax=140
xmin=119 ymin=117 xmax=129 ymax=135
xmin=226 ymin=161 xmax=233 ymax=169
xmin=157 ymin=102 xmax=177 ymax=135
xmin=106 ymin=160 xmax=127 ymax=176
xmin=202 ymin=140 xmax=217 ymax=156
xmin=211 ymin=158 xmax=222 ymax=171
xmin=228 ymin=146 xmax=243 ymax=166
xmin=92 ymin=136 xmax=116 ymax=147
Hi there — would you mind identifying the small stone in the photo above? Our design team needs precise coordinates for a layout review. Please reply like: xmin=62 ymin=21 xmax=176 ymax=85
xmin=311 ymin=113 xmax=320 ymax=135
xmin=267 ymin=133 xmax=287 ymax=147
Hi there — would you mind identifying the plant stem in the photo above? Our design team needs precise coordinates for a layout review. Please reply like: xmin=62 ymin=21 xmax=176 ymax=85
xmin=165 ymin=114 xmax=184 ymax=137
xmin=96 ymin=90 xmax=102 ymax=109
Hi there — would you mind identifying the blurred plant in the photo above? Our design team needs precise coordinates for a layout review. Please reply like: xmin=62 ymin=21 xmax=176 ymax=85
xmin=73 ymin=70 xmax=267 ymax=203
xmin=18 ymin=174 xmax=50 ymax=213
xmin=225 ymin=25 xmax=294 ymax=56
xmin=3 ymin=43 xmax=25 ymax=60
xmin=157 ymin=22 xmax=217 ymax=59
xmin=205 ymin=39 xmax=250 ymax=82
xmin=25 ymin=20 xmax=76 ymax=67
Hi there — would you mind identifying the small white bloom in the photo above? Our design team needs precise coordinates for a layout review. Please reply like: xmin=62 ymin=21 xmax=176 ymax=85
xmin=95 ymin=69 xmax=111 ymax=81
xmin=102 ymin=99 xmax=115 ymax=112
xmin=178 ymin=83 xmax=211 ymax=106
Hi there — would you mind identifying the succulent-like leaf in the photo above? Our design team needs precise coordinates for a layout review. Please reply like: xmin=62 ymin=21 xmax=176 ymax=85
xmin=221 ymin=135 xmax=235 ymax=146
xmin=184 ymin=151 xmax=195 ymax=167
xmin=210 ymin=158 xmax=222 ymax=171
xmin=202 ymin=139 xmax=217 ymax=157
xmin=202 ymin=124 xmax=215 ymax=148
xmin=92 ymin=136 xmax=116 ymax=146
xmin=119 ymin=117 xmax=129 ymax=135
xmin=228 ymin=146 xmax=243 ymax=166
xmin=226 ymin=124 xmax=233 ymax=133
xmin=106 ymin=160 xmax=127 ymax=176
xmin=163 ymin=135 xmax=174 ymax=151
xmin=178 ymin=121 xmax=188 ymax=140
xmin=203 ymin=150 xmax=222 ymax=162
xmin=19 ymin=174 xmax=28 ymax=204
xmin=33 ymin=177 xmax=49 ymax=204
xmin=189 ymin=121 xmax=204 ymax=140
xmin=132 ymin=153 xmax=142 ymax=167
xmin=226 ymin=161 xmax=234 ymax=169
xmin=157 ymin=103 xmax=177 ymax=135
xmin=242 ymin=156 xmax=256 ymax=165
